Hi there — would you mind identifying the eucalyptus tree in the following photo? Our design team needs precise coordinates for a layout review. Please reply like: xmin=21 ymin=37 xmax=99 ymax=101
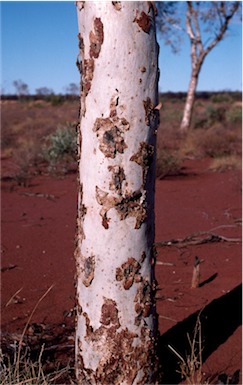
xmin=156 ymin=1 xmax=240 ymax=133
xmin=75 ymin=2 xmax=160 ymax=384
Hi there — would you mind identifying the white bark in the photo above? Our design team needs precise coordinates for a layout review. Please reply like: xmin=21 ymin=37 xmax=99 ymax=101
xmin=180 ymin=69 xmax=198 ymax=134
xmin=75 ymin=2 xmax=159 ymax=384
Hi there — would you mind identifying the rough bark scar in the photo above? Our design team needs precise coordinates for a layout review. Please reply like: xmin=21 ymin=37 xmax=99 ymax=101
xmin=130 ymin=142 xmax=154 ymax=186
xmin=112 ymin=1 xmax=122 ymax=11
xmin=78 ymin=18 xmax=104 ymax=116
xmin=82 ymin=255 xmax=95 ymax=287
xmin=76 ymin=182 xmax=87 ymax=244
xmin=134 ymin=279 xmax=152 ymax=326
xmin=96 ymin=186 xmax=147 ymax=230
xmin=134 ymin=10 xmax=151 ymax=33
xmin=93 ymin=96 xmax=130 ymax=159
xmin=80 ymin=298 xmax=156 ymax=384
xmin=143 ymin=97 xmax=159 ymax=126
xmin=75 ymin=183 xmax=87 ymax=279
xmin=89 ymin=18 xmax=104 ymax=59
xmin=100 ymin=298 xmax=120 ymax=327
xmin=83 ymin=58 xmax=94 ymax=96
xmin=108 ymin=165 xmax=126 ymax=195
xmin=116 ymin=257 xmax=142 ymax=290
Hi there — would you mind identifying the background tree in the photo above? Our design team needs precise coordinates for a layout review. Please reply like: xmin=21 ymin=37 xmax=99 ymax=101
xmin=156 ymin=1 xmax=241 ymax=133
xmin=13 ymin=79 xmax=29 ymax=98
xmin=65 ymin=82 xmax=79 ymax=96
xmin=35 ymin=86 xmax=54 ymax=97
xmin=75 ymin=2 xmax=159 ymax=384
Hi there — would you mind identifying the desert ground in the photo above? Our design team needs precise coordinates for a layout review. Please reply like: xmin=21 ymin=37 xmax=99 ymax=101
xmin=1 ymin=93 xmax=242 ymax=384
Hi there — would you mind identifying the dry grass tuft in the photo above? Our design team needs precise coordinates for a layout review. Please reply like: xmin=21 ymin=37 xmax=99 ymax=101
xmin=0 ymin=285 xmax=74 ymax=385
xmin=168 ymin=313 xmax=208 ymax=385
xmin=208 ymin=155 xmax=242 ymax=172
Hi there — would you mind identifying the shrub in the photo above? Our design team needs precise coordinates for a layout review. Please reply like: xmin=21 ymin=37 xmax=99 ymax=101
xmin=156 ymin=149 xmax=182 ymax=179
xmin=209 ymin=155 xmax=242 ymax=172
xmin=205 ymin=105 xmax=226 ymax=125
xmin=48 ymin=94 xmax=64 ymax=106
xmin=226 ymin=107 xmax=242 ymax=124
xmin=197 ymin=125 xmax=240 ymax=158
xmin=42 ymin=122 xmax=77 ymax=171
xmin=210 ymin=93 xmax=233 ymax=103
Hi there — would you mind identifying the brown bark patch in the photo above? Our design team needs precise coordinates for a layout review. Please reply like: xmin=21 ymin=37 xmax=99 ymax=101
xmin=134 ymin=279 xmax=152 ymax=326
xmin=100 ymin=298 xmax=120 ymax=327
xmin=89 ymin=18 xmax=104 ymax=59
xmin=134 ymin=11 xmax=151 ymax=34
xmin=108 ymin=165 xmax=126 ymax=195
xmin=76 ymin=183 xmax=86 ymax=244
xmin=116 ymin=257 xmax=142 ymax=290
xmin=82 ymin=58 xmax=94 ymax=96
xmin=130 ymin=142 xmax=154 ymax=186
xmin=143 ymin=96 xmax=159 ymax=126
xmin=115 ymin=190 xmax=147 ymax=229
xmin=112 ymin=1 xmax=122 ymax=11
xmin=96 ymin=186 xmax=147 ymax=229
xmin=82 ymin=255 xmax=95 ymax=287
xmin=81 ymin=303 xmax=157 ymax=384
xmin=93 ymin=98 xmax=130 ymax=159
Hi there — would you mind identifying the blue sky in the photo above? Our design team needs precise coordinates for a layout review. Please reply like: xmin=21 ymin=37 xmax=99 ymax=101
xmin=1 ymin=1 xmax=242 ymax=94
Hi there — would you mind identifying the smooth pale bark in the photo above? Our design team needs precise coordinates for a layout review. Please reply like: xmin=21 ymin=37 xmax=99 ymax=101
xmin=180 ymin=69 xmax=199 ymax=134
xmin=75 ymin=2 xmax=159 ymax=384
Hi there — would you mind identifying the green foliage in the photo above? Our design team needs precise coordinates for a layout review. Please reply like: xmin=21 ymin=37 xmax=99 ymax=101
xmin=48 ymin=93 xmax=64 ymax=106
xmin=43 ymin=122 xmax=77 ymax=169
xmin=210 ymin=93 xmax=233 ymax=103
xmin=205 ymin=105 xmax=226 ymax=124
xmin=226 ymin=106 xmax=242 ymax=124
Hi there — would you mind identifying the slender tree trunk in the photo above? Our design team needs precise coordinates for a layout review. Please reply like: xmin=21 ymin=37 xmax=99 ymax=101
xmin=75 ymin=2 xmax=159 ymax=384
xmin=180 ymin=69 xmax=198 ymax=134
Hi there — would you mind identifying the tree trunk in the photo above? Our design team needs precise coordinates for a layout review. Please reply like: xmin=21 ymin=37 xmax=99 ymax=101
xmin=179 ymin=69 xmax=198 ymax=134
xmin=75 ymin=2 xmax=159 ymax=384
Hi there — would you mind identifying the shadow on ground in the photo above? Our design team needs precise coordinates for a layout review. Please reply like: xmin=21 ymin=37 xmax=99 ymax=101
xmin=158 ymin=284 xmax=242 ymax=384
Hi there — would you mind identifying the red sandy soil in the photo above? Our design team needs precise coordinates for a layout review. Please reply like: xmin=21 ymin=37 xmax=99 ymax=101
xmin=1 ymin=157 xmax=242 ymax=384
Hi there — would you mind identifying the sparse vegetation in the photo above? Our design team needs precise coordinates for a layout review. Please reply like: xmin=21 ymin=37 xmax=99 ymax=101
xmin=156 ymin=149 xmax=182 ymax=179
xmin=226 ymin=106 xmax=242 ymax=124
xmin=1 ymin=92 xmax=241 ymax=383
xmin=42 ymin=122 xmax=77 ymax=172
xmin=209 ymin=155 xmax=242 ymax=172
xmin=168 ymin=314 xmax=206 ymax=385
xmin=1 ymin=92 xmax=241 ymax=183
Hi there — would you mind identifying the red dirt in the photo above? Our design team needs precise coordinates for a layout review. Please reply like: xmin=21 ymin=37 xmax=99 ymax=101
xmin=1 ymin=157 xmax=242 ymax=384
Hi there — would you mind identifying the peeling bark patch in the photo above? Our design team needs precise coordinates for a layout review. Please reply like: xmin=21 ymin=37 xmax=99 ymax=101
xmin=76 ymin=183 xmax=86 ymax=244
xmin=115 ymin=191 xmax=147 ymax=229
xmin=116 ymin=257 xmax=142 ymax=290
xmin=130 ymin=142 xmax=154 ymax=185
xmin=134 ymin=279 xmax=152 ymax=326
xmin=83 ymin=311 xmax=93 ymax=337
xmin=80 ymin=304 xmax=157 ymax=384
xmin=108 ymin=165 xmax=125 ymax=195
xmin=100 ymin=298 xmax=120 ymax=327
xmin=143 ymin=97 xmax=159 ymax=126
xmin=112 ymin=1 xmax=122 ymax=11
xmin=89 ymin=18 xmax=104 ymax=59
xmin=96 ymin=186 xmax=147 ymax=229
xmin=134 ymin=11 xmax=151 ymax=34
xmin=82 ymin=255 xmax=95 ymax=287
xmin=93 ymin=98 xmax=130 ymax=159
xmin=83 ymin=58 xmax=95 ymax=96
